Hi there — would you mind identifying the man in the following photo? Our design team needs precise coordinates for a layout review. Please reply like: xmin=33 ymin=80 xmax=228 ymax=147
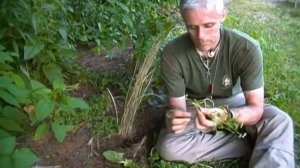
xmin=156 ymin=0 xmax=295 ymax=167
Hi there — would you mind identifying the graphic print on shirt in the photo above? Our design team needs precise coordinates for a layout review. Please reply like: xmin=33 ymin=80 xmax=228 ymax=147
xmin=222 ymin=74 xmax=232 ymax=89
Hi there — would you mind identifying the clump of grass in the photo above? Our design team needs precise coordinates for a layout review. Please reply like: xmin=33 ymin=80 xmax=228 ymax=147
xmin=118 ymin=32 xmax=170 ymax=139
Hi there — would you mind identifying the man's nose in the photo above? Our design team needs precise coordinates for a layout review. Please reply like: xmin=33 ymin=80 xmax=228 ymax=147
xmin=197 ymin=28 xmax=205 ymax=40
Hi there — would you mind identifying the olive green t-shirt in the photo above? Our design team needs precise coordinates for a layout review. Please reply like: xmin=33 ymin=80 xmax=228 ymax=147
xmin=161 ymin=27 xmax=264 ymax=99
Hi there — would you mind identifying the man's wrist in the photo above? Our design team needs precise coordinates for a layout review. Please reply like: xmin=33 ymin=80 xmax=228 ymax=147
xmin=227 ymin=108 xmax=238 ymax=119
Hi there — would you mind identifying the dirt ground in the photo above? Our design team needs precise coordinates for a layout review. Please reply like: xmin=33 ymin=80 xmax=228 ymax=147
xmin=24 ymin=46 xmax=166 ymax=168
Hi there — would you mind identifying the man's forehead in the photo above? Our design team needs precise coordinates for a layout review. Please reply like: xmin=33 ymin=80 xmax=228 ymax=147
xmin=180 ymin=0 xmax=224 ymax=14
xmin=183 ymin=8 xmax=221 ymax=21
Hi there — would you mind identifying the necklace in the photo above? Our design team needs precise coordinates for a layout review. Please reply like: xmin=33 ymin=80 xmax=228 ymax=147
xmin=196 ymin=47 xmax=220 ymax=98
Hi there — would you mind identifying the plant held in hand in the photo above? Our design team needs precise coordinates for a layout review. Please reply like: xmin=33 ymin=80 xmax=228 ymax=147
xmin=192 ymin=99 xmax=247 ymax=138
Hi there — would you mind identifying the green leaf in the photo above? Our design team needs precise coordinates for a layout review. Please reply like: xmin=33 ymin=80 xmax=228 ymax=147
xmin=0 ymin=63 xmax=13 ymax=71
xmin=2 ymin=106 xmax=27 ymax=122
xmin=0 ymin=156 xmax=13 ymax=168
xmin=1 ymin=72 xmax=26 ymax=88
xmin=0 ymin=136 xmax=16 ymax=155
xmin=53 ymin=80 xmax=66 ymax=90
xmin=24 ymin=43 xmax=44 ymax=60
xmin=123 ymin=16 xmax=133 ymax=28
xmin=32 ymin=13 xmax=41 ymax=34
xmin=35 ymin=99 xmax=55 ymax=121
xmin=0 ymin=51 xmax=13 ymax=63
xmin=42 ymin=63 xmax=64 ymax=82
xmin=30 ymin=80 xmax=47 ymax=90
xmin=117 ymin=2 xmax=129 ymax=13
xmin=34 ymin=123 xmax=50 ymax=140
xmin=0 ymin=90 xmax=20 ymax=108
xmin=103 ymin=150 xmax=124 ymax=164
xmin=0 ymin=44 xmax=5 ymax=50
xmin=107 ymin=0 xmax=116 ymax=4
xmin=30 ymin=80 xmax=52 ymax=96
xmin=66 ymin=97 xmax=89 ymax=109
xmin=51 ymin=119 xmax=73 ymax=143
xmin=0 ymin=129 xmax=11 ymax=139
xmin=5 ymin=84 xmax=29 ymax=101
xmin=0 ymin=76 xmax=12 ymax=87
xmin=59 ymin=28 xmax=68 ymax=41
xmin=0 ymin=118 xmax=24 ymax=132
xmin=13 ymin=148 xmax=39 ymax=168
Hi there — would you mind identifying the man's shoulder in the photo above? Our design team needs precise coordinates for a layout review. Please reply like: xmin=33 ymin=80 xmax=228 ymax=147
xmin=164 ymin=33 xmax=192 ymax=52
xmin=223 ymin=27 xmax=260 ymax=47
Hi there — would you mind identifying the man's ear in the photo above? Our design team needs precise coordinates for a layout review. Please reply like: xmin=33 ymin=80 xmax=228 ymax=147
xmin=220 ymin=9 xmax=227 ymax=22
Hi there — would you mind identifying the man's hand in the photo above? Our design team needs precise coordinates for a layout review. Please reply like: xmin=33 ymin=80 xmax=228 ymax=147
xmin=195 ymin=107 xmax=230 ymax=131
xmin=166 ymin=109 xmax=191 ymax=134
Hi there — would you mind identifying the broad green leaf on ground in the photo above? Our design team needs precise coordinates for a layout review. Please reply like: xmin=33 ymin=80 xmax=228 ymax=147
xmin=34 ymin=123 xmax=50 ymax=140
xmin=0 ymin=129 xmax=11 ymax=139
xmin=30 ymin=80 xmax=52 ymax=97
xmin=0 ymin=51 xmax=13 ymax=63
xmin=1 ymin=72 xmax=26 ymax=88
xmin=24 ymin=43 xmax=44 ymax=60
xmin=13 ymin=148 xmax=39 ymax=168
xmin=0 ymin=76 xmax=12 ymax=86
xmin=0 ymin=90 xmax=20 ymax=108
xmin=51 ymin=119 xmax=73 ymax=143
xmin=2 ymin=106 xmax=27 ymax=122
xmin=103 ymin=150 xmax=124 ymax=164
xmin=35 ymin=99 xmax=55 ymax=121
xmin=5 ymin=84 xmax=29 ymax=101
xmin=0 ymin=156 xmax=12 ymax=168
xmin=0 ymin=136 xmax=15 ymax=155
xmin=52 ymin=80 xmax=66 ymax=90
xmin=0 ymin=118 xmax=23 ymax=132
xmin=30 ymin=80 xmax=47 ymax=90
xmin=42 ymin=63 xmax=64 ymax=82
xmin=65 ymin=97 xmax=89 ymax=109
xmin=0 ymin=76 xmax=28 ymax=103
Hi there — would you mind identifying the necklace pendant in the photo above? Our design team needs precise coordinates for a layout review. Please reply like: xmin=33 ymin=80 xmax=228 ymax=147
xmin=209 ymin=84 xmax=214 ymax=95
xmin=208 ymin=50 xmax=215 ymax=58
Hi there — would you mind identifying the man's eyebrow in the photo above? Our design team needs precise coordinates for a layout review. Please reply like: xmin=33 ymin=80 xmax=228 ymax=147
xmin=187 ymin=21 xmax=217 ymax=25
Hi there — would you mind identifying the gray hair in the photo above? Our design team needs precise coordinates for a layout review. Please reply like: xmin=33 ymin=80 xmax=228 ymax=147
xmin=180 ymin=0 xmax=225 ymax=14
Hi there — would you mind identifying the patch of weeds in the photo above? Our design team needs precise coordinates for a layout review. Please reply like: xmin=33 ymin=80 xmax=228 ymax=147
xmin=90 ymin=115 xmax=118 ymax=137
xmin=65 ymin=91 xmax=119 ymax=137
xmin=103 ymin=150 xmax=140 ymax=168
xmin=91 ymin=71 xmax=130 ymax=96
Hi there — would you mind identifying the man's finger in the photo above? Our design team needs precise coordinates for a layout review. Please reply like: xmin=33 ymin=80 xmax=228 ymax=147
xmin=172 ymin=124 xmax=188 ymax=133
xmin=197 ymin=111 xmax=216 ymax=128
xmin=172 ymin=118 xmax=190 ymax=125
xmin=166 ymin=109 xmax=192 ymax=119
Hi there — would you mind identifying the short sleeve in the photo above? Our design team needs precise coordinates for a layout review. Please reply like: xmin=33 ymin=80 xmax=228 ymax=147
xmin=239 ymin=45 xmax=264 ymax=91
xmin=160 ymin=47 xmax=186 ymax=98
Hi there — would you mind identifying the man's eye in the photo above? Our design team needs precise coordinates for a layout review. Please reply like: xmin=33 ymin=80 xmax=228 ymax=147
xmin=204 ymin=23 xmax=215 ymax=28
xmin=187 ymin=25 xmax=197 ymax=30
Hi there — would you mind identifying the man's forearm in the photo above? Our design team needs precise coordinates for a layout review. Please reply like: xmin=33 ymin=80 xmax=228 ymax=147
xmin=230 ymin=104 xmax=263 ymax=125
